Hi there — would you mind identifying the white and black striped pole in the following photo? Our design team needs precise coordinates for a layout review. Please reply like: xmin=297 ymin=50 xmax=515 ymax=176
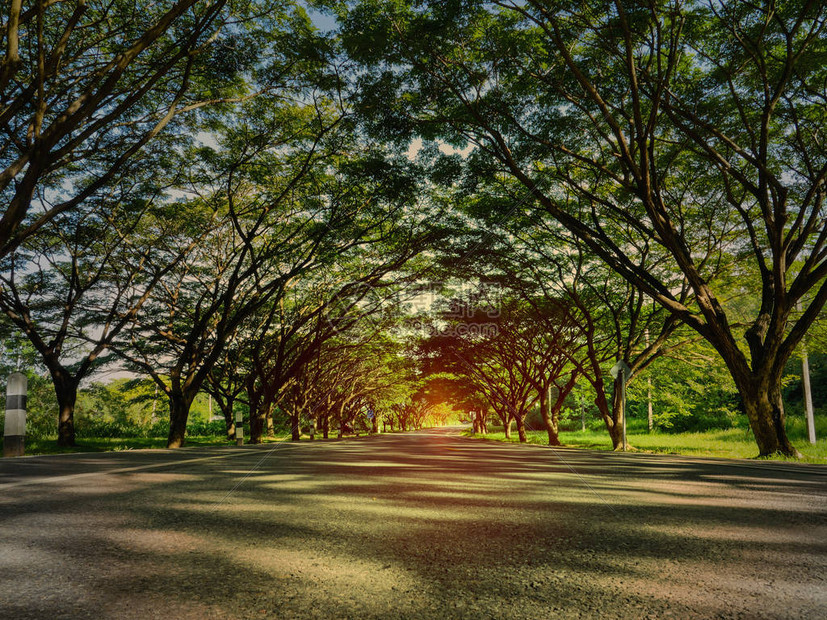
xmin=4 ymin=373 xmax=27 ymax=457
xmin=235 ymin=410 xmax=243 ymax=446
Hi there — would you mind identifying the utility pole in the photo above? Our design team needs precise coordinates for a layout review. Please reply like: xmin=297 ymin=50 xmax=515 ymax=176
xmin=797 ymin=301 xmax=817 ymax=444
xmin=151 ymin=383 xmax=158 ymax=422
xmin=611 ymin=360 xmax=632 ymax=451
xmin=645 ymin=329 xmax=653 ymax=432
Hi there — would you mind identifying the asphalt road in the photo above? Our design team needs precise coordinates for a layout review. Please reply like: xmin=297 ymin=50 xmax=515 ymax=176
xmin=0 ymin=427 xmax=825 ymax=619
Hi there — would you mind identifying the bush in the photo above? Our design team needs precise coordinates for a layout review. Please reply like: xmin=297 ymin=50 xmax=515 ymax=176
xmin=524 ymin=408 xmax=545 ymax=432
xmin=74 ymin=417 xmax=226 ymax=439
xmin=785 ymin=412 xmax=827 ymax=441
xmin=185 ymin=419 xmax=227 ymax=437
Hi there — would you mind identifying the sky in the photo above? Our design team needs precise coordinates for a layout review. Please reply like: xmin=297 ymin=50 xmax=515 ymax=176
xmin=305 ymin=4 xmax=339 ymax=33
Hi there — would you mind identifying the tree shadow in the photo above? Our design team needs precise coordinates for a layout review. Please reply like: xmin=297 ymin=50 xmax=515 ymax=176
xmin=0 ymin=431 xmax=825 ymax=618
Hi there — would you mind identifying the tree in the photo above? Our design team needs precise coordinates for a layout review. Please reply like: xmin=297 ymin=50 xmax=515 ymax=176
xmin=0 ymin=0 xmax=245 ymax=256
xmin=117 ymin=75 xmax=441 ymax=447
xmin=420 ymin=294 xmax=541 ymax=442
xmin=245 ymin=245 xmax=433 ymax=442
xmin=506 ymin=234 xmax=684 ymax=448
xmin=204 ymin=336 xmax=250 ymax=440
xmin=428 ymin=194 xmax=682 ymax=448
xmin=1 ymin=0 xmax=324 ymax=446
xmin=0 ymin=189 xmax=187 ymax=445
xmin=114 ymin=162 xmax=340 ymax=448
xmin=328 ymin=0 xmax=827 ymax=456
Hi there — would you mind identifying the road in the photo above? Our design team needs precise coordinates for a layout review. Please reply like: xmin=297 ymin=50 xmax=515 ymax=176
xmin=0 ymin=427 xmax=825 ymax=619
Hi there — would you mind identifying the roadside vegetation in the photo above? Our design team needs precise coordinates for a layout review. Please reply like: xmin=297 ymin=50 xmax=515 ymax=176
xmin=464 ymin=420 xmax=827 ymax=464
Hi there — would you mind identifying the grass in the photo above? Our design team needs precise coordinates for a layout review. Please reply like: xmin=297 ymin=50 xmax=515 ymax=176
xmin=14 ymin=429 xmax=379 ymax=456
xmin=15 ymin=426 xmax=827 ymax=464
xmin=20 ymin=434 xmax=292 ymax=456
xmin=464 ymin=427 xmax=827 ymax=464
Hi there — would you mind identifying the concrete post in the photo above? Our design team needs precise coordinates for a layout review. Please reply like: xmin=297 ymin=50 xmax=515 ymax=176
xmin=4 ymin=373 xmax=27 ymax=457
xmin=235 ymin=410 xmax=243 ymax=446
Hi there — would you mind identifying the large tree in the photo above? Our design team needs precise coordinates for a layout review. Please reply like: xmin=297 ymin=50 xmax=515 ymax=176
xmin=503 ymin=230 xmax=685 ymax=448
xmin=0 ymin=187 xmax=189 ymax=446
xmin=434 ymin=185 xmax=685 ymax=448
xmin=0 ymin=0 xmax=250 ymax=256
xmin=328 ymin=0 xmax=827 ymax=456
xmin=243 ymin=220 xmax=438 ymax=442
xmin=114 ymin=117 xmax=346 ymax=448
xmin=420 ymin=295 xmax=543 ymax=442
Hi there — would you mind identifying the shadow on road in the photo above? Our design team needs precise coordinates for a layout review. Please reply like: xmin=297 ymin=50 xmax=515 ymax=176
xmin=1 ymin=427 xmax=825 ymax=619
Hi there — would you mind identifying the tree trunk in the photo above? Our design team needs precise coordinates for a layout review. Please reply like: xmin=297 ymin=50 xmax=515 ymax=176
xmin=291 ymin=410 xmax=300 ymax=441
xmin=540 ymin=386 xmax=561 ymax=446
xmin=266 ymin=405 xmax=275 ymax=438
xmin=504 ymin=417 xmax=512 ymax=439
xmin=167 ymin=391 xmax=195 ymax=448
xmin=217 ymin=397 xmax=235 ymax=441
xmin=52 ymin=371 xmax=78 ymax=447
xmin=249 ymin=397 xmax=274 ymax=444
xmin=607 ymin=384 xmax=625 ymax=450
xmin=323 ymin=413 xmax=329 ymax=439
xmin=249 ymin=405 xmax=265 ymax=444
xmin=588 ymin=374 xmax=623 ymax=449
xmin=246 ymin=374 xmax=263 ymax=443
xmin=515 ymin=414 xmax=527 ymax=443
xmin=738 ymin=372 xmax=800 ymax=457
xmin=710 ymin=334 xmax=800 ymax=457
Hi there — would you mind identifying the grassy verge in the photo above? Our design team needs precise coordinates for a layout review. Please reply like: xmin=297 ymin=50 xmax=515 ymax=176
xmin=16 ymin=429 xmax=388 ymax=456
xmin=463 ymin=427 xmax=827 ymax=464
xmin=20 ymin=434 xmax=291 ymax=456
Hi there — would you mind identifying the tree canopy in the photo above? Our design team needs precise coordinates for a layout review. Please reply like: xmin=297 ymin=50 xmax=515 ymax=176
xmin=2 ymin=0 xmax=825 ymax=457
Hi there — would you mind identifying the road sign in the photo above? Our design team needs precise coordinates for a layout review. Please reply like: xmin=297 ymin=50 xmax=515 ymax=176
xmin=610 ymin=360 xmax=632 ymax=383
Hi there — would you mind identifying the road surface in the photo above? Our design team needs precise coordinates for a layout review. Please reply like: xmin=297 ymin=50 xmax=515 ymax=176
xmin=1 ymin=427 xmax=825 ymax=619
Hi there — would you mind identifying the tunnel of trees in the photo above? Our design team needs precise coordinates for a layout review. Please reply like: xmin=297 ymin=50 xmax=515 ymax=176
xmin=1 ymin=0 xmax=826 ymax=457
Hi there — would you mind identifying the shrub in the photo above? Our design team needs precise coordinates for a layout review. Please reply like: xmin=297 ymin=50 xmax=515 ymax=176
xmin=73 ymin=417 xmax=226 ymax=439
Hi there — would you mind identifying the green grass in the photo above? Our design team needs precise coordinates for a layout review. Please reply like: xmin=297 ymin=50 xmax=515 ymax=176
xmin=464 ymin=427 xmax=827 ymax=464
xmin=16 ymin=429 xmax=382 ymax=456
xmin=17 ymin=427 xmax=827 ymax=464
xmin=20 ymin=434 xmax=291 ymax=455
